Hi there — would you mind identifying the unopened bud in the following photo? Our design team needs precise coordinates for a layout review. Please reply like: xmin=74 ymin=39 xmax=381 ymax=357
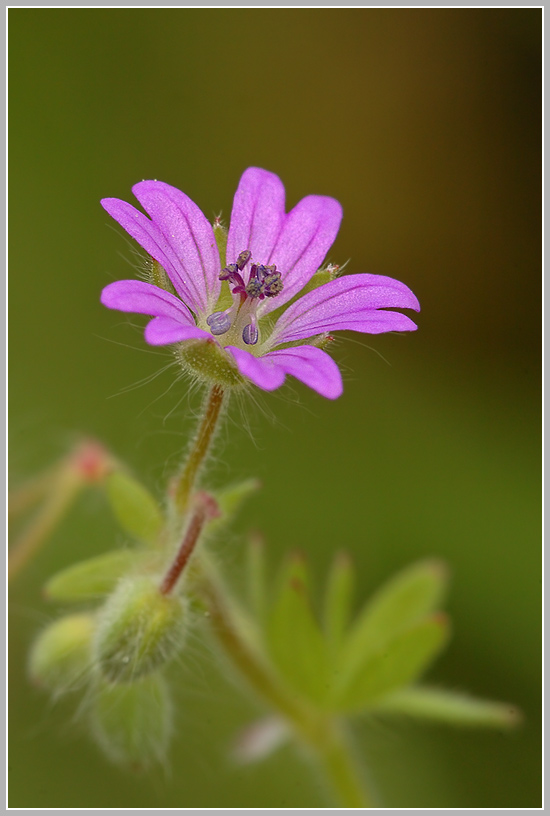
xmin=91 ymin=674 xmax=172 ymax=770
xmin=94 ymin=576 xmax=186 ymax=684
xmin=29 ymin=613 xmax=95 ymax=694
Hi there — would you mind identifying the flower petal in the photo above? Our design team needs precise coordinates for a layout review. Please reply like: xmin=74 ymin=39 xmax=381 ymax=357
xmin=266 ymin=346 xmax=343 ymax=399
xmin=132 ymin=181 xmax=221 ymax=315
xmin=101 ymin=197 xmax=197 ymax=306
xmin=268 ymin=273 xmax=420 ymax=345
xmin=101 ymin=280 xmax=196 ymax=323
xmin=226 ymin=168 xmax=286 ymax=269
xmin=144 ymin=317 xmax=212 ymax=346
xmin=224 ymin=347 xmax=286 ymax=391
xmin=260 ymin=195 xmax=343 ymax=317
xmin=225 ymin=345 xmax=342 ymax=399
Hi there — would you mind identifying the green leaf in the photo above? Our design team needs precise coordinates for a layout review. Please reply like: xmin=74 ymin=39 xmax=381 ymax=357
xmin=44 ymin=548 xmax=140 ymax=602
xmin=266 ymin=554 xmax=329 ymax=703
xmin=91 ymin=674 xmax=173 ymax=769
xmin=335 ymin=614 xmax=450 ymax=712
xmin=373 ymin=686 xmax=522 ymax=729
xmin=324 ymin=551 xmax=354 ymax=654
xmin=209 ymin=478 xmax=261 ymax=534
xmin=106 ymin=470 xmax=164 ymax=543
xmin=340 ymin=560 xmax=448 ymax=683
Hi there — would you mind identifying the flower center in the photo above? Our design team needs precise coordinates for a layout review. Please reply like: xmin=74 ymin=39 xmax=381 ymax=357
xmin=206 ymin=250 xmax=284 ymax=346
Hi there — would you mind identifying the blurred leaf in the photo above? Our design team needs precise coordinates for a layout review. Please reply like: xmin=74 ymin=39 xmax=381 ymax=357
xmin=209 ymin=478 xmax=261 ymax=534
xmin=373 ymin=686 xmax=522 ymax=729
xmin=106 ymin=470 xmax=164 ymax=544
xmin=339 ymin=560 xmax=448 ymax=684
xmin=335 ymin=614 xmax=450 ymax=712
xmin=44 ymin=549 xmax=139 ymax=603
xmin=323 ymin=551 xmax=354 ymax=653
xmin=266 ymin=553 xmax=329 ymax=703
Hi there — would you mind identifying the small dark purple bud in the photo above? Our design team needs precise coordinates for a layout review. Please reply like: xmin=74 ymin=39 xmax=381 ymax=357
xmin=236 ymin=250 xmax=252 ymax=271
xmin=242 ymin=324 xmax=259 ymax=345
xmin=206 ymin=311 xmax=232 ymax=335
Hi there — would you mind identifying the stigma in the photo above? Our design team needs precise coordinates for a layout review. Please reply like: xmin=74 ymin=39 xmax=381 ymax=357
xmin=206 ymin=250 xmax=284 ymax=346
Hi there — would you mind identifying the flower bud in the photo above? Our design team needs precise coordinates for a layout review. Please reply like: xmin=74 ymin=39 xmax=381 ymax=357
xmin=94 ymin=576 xmax=186 ymax=683
xmin=91 ymin=674 xmax=172 ymax=769
xmin=28 ymin=613 xmax=95 ymax=694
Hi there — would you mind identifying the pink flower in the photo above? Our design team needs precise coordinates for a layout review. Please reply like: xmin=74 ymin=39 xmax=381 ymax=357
xmin=101 ymin=168 xmax=419 ymax=399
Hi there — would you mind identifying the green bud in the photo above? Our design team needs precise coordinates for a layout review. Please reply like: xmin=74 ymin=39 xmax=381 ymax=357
xmin=44 ymin=548 xmax=139 ymax=603
xmin=28 ymin=613 xmax=95 ymax=694
xmin=106 ymin=470 xmax=164 ymax=544
xmin=177 ymin=339 xmax=245 ymax=388
xmin=94 ymin=576 xmax=187 ymax=683
xmin=91 ymin=674 xmax=172 ymax=769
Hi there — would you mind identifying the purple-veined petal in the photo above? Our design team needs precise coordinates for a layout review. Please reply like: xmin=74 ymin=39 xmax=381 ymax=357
xmin=101 ymin=197 xmax=197 ymax=307
xmin=225 ymin=346 xmax=286 ymax=391
xmin=268 ymin=273 xmax=420 ymax=346
xmin=101 ymin=279 xmax=196 ymax=323
xmin=259 ymin=194 xmax=343 ymax=317
xmin=144 ymin=317 xmax=212 ymax=346
xmin=132 ymin=181 xmax=221 ymax=315
xmin=265 ymin=346 xmax=343 ymax=399
xmin=226 ymin=168 xmax=286 ymax=269
xmin=225 ymin=344 xmax=343 ymax=399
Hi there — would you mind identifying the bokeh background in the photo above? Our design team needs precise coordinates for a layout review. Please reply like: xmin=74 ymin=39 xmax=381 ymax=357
xmin=9 ymin=8 xmax=541 ymax=808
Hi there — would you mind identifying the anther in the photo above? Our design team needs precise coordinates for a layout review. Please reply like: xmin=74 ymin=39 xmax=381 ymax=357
xmin=206 ymin=311 xmax=231 ymax=336
xmin=242 ymin=323 xmax=259 ymax=345
xmin=236 ymin=250 xmax=251 ymax=271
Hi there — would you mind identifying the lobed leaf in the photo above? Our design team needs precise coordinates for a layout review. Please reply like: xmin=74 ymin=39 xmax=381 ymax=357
xmin=372 ymin=686 xmax=522 ymax=729
xmin=335 ymin=614 xmax=450 ymax=712
xmin=339 ymin=559 xmax=448 ymax=685
xmin=323 ymin=551 xmax=355 ymax=655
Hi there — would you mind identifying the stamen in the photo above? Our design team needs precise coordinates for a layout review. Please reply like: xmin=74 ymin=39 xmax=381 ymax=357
xmin=242 ymin=323 xmax=259 ymax=345
xmin=236 ymin=250 xmax=251 ymax=271
xmin=206 ymin=311 xmax=232 ymax=336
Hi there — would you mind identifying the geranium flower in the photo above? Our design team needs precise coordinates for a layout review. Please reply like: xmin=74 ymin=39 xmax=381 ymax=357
xmin=100 ymin=168 xmax=420 ymax=399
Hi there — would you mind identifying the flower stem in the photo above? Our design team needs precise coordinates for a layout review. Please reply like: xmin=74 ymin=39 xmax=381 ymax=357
xmin=160 ymin=493 xmax=219 ymax=595
xmin=173 ymin=384 xmax=226 ymax=514
xmin=8 ymin=470 xmax=83 ymax=581
xmin=197 ymin=556 xmax=375 ymax=808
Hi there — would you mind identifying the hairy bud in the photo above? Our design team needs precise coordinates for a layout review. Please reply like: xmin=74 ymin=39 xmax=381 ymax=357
xmin=94 ymin=576 xmax=186 ymax=683
xmin=29 ymin=613 xmax=95 ymax=694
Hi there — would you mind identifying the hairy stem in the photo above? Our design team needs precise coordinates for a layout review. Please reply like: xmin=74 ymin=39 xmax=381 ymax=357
xmin=197 ymin=556 xmax=375 ymax=808
xmin=173 ymin=384 xmax=226 ymax=513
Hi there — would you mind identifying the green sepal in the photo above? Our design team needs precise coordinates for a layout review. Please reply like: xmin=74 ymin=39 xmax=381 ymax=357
xmin=266 ymin=553 xmax=329 ymax=704
xmin=339 ymin=560 xmax=448 ymax=683
xmin=106 ymin=470 xmax=164 ymax=544
xmin=209 ymin=478 xmax=261 ymax=534
xmin=372 ymin=686 xmax=522 ymax=729
xmin=324 ymin=551 xmax=354 ymax=654
xmin=335 ymin=614 xmax=450 ymax=712
xmin=28 ymin=613 xmax=95 ymax=694
xmin=213 ymin=219 xmax=228 ymax=267
xmin=149 ymin=258 xmax=177 ymax=296
xmin=177 ymin=339 xmax=245 ymax=388
xmin=91 ymin=673 xmax=173 ymax=769
xmin=44 ymin=549 xmax=140 ymax=603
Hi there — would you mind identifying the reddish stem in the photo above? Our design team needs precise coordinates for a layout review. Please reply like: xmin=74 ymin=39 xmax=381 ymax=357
xmin=160 ymin=492 xmax=220 ymax=595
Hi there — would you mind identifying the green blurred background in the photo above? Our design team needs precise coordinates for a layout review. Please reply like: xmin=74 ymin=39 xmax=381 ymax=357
xmin=9 ymin=8 xmax=541 ymax=808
